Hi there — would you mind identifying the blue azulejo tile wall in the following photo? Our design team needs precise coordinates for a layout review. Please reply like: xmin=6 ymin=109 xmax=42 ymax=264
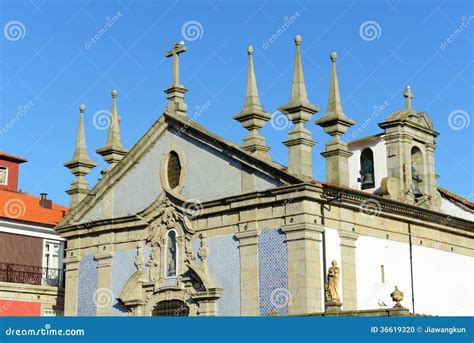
xmin=110 ymin=247 xmax=152 ymax=316
xmin=258 ymin=228 xmax=288 ymax=316
xmin=192 ymin=234 xmax=241 ymax=316
xmin=77 ymin=255 xmax=98 ymax=316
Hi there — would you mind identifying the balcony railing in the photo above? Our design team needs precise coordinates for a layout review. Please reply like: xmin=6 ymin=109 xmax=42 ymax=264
xmin=0 ymin=262 xmax=64 ymax=288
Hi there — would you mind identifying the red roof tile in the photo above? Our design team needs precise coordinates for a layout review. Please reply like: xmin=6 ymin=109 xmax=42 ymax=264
xmin=0 ymin=189 xmax=68 ymax=226
xmin=0 ymin=152 xmax=27 ymax=163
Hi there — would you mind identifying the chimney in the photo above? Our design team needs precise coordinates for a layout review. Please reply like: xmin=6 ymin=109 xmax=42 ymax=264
xmin=39 ymin=193 xmax=53 ymax=209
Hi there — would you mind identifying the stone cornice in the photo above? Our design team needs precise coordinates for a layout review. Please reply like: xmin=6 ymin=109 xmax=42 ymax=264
xmin=321 ymin=184 xmax=473 ymax=234
xmin=58 ymin=182 xmax=473 ymax=241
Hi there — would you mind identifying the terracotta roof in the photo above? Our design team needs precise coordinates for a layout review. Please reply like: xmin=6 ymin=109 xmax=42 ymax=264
xmin=0 ymin=189 xmax=68 ymax=226
xmin=0 ymin=152 xmax=27 ymax=163
xmin=438 ymin=187 xmax=474 ymax=209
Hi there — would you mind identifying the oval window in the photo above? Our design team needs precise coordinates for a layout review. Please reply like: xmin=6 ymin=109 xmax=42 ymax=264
xmin=167 ymin=151 xmax=181 ymax=189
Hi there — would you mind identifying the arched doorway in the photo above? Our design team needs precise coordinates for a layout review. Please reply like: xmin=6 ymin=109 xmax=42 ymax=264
xmin=152 ymin=300 xmax=189 ymax=316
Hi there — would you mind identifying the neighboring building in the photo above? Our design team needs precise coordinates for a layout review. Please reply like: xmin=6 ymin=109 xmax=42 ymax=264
xmin=56 ymin=38 xmax=473 ymax=317
xmin=0 ymin=152 xmax=67 ymax=316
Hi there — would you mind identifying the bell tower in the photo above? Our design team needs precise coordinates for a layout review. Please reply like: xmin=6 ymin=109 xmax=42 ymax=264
xmin=379 ymin=86 xmax=441 ymax=210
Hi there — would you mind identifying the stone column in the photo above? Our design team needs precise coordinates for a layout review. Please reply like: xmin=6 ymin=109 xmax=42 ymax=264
xmin=94 ymin=252 xmax=114 ymax=316
xmin=282 ymin=223 xmax=324 ymax=314
xmin=339 ymin=231 xmax=359 ymax=311
xmin=235 ymin=230 xmax=260 ymax=316
xmin=63 ymin=255 xmax=81 ymax=316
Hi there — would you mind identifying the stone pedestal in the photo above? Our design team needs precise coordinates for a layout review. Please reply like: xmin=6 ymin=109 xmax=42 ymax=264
xmin=235 ymin=230 xmax=260 ymax=316
xmin=282 ymin=223 xmax=324 ymax=314
xmin=321 ymin=140 xmax=352 ymax=186
xmin=325 ymin=301 xmax=342 ymax=313
xmin=339 ymin=231 xmax=359 ymax=311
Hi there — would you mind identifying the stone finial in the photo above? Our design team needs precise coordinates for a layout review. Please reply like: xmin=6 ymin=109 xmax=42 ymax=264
xmin=403 ymin=85 xmax=414 ymax=109
xmin=390 ymin=286 xmax=404 ymax=308
xmin=278 ymin=35 xmax=319 ymax=179
xmin=164 ymin=41 xmax=188 ymax=116
xmin=233 ymin=45 xmax=272 ymax=158
xmin=96 ymin=90 xmax=129 ymax=170
xmin=316 ymin=52 xmax=355 ymax=186
xmin=64 ymin=104 xmax=98 ymax=208
xmin=315 ymin=52 xmax=355 ymax=139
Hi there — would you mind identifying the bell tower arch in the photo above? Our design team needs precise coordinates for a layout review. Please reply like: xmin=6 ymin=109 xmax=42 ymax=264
xmin=379 ymin=86 xmax=441 ymax=210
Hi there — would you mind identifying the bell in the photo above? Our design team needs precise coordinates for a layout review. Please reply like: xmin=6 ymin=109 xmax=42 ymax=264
xmin=363 ymin=173 xmax=374 ymax=186
xmin=412 ymin=183 xmax=423 ymax=198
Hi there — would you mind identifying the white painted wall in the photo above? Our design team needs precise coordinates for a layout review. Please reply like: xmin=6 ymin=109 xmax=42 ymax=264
xmin=439 ymin=196 xmax=474 ymax=221
xmin=412 ymin=245 xmax=473 ymax=316
xmin=348 ymin=139 xmax=388 ymax=192
xmin=356 ymin=235 xmax=413 ymax=311
xmin=355 ymin=234 xmax=473 ymax=315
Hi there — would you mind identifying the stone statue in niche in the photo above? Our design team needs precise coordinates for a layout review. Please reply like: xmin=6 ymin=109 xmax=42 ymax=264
xmin=134 ymin=243 xmax=143 ymax=272
xmin=166 ymin=230 xmax=177 ymax=277
xmin=326 ymin=260 xmax=341 ymax=304
xmin=146 ymin=244 xmax=160 ymax=282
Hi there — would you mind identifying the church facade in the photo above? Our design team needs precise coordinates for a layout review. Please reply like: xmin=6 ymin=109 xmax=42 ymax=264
xmin=56 ymin=36 xmax=473 ymax=317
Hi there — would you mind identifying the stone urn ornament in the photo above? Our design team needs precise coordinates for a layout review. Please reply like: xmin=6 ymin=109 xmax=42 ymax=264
xmin=390 ymin=286 xmax=404 ymax=307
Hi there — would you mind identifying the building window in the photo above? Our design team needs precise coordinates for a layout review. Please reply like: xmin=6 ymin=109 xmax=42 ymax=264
xmin=43 ymin=241 xmax=60 ymax=270
xmin=0 ymin=167 xmax=7 ymax=185
xmin=165 ymin=230 xmax=178 ymax=277
xmin=43 ymin=309 xmax=64 ymax=316
xmin=359 ymin=148 xmax=375 ymax=190
xmin=152 ymin=300 xmax=189 ymax=316
xmin=167 ymin=151 xmax=181 ymax=189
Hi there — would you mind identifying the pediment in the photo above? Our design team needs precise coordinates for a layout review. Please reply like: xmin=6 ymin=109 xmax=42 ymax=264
xmin=57 ymin=112 xmax=302 ymax=229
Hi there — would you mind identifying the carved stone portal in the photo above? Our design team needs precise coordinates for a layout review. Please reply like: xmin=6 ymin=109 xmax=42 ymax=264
xmin=118 ymin=196 xmax=222 ymax=316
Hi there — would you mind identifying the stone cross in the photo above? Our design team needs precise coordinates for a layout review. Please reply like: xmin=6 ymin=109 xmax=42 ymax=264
xmin=165 ymin=41 xmax=187 ymax=85
xmin=403 ymin=85 xmax=414 ymax=109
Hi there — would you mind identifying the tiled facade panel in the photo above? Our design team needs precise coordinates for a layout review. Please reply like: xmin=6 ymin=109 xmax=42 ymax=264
xmin=80 ymin=128 xmax=281 ymax=224
xmin=258 ymin=228 xmax=288 ymax=316
xmin=192 ymin=235 xmax=240 ymax=315
xmin=77 ymin=255 xmax=98 ymax=316
xmin=205 ymin=235 xmax=241 ymax=316
xmin=110 ymin=247 xmax=152 ymax=316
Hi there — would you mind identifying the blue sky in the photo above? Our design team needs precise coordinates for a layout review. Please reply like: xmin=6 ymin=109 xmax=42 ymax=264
xmin=0 ymin=0 xmax=472 ymax=207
